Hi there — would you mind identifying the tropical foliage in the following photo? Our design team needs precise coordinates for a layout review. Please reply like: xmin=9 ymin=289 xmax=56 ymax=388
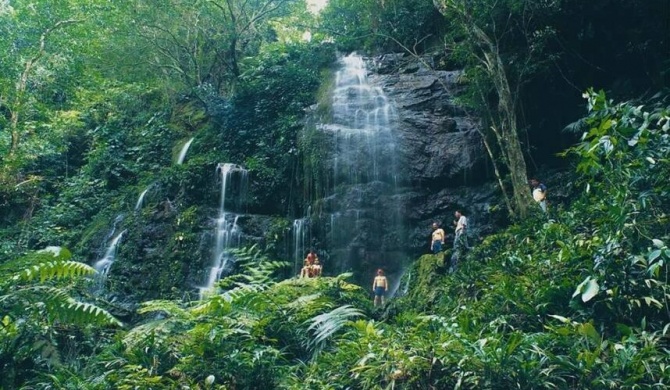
xmin=1 ymin=0 xmax=669 ymax=388
xmin=0 ymin=247 xmax=120 ymax=388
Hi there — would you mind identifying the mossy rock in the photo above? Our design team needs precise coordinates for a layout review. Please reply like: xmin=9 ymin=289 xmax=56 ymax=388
xmin=400 ymin=252 xmax=451 ymax=311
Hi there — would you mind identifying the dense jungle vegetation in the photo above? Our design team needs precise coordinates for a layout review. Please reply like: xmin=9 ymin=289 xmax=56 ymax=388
xmin=1 ymin=0 xmax=669 ymax=388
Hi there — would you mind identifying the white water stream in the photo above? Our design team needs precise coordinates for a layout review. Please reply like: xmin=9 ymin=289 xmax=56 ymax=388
xmin=199 ymin=163 xmax=248 ymax=298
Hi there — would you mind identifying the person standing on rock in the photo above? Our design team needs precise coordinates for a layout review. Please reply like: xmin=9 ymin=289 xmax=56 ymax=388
xmin=372 ymin=269 xmax=388 ymax=306
xmin=453 ymin=211 xmax=467 ymax=248
xmin=431 ymin=222 xmax=445 ymax=253
xmin=529 ymin=178 xmax=548 ymax=213
xmin=450 ymin=211 xmax=468 ymax=272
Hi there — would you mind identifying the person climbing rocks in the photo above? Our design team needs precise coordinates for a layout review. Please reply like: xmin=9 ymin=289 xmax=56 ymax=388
xmin=372 ymin=269 xmax=388 ymax=306
xmin=431 ymin=222 xmax=445 ymax=253
xmin=529 ymin=178 xmax=548 ymax=212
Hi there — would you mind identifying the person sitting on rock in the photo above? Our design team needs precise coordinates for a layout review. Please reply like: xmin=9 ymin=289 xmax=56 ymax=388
xmin=310 ymin=257 xmax=322 ymax=277
xmin=300 ymin=251 xmax=315 ymax=278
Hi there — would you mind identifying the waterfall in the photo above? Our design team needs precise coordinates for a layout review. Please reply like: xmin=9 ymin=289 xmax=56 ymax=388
xmin=199 ymin=163 xmax=248 ymax=298
xmin=135 ymin=186 xmax=150 ymax=211
xmin=292 ymin=218 xmax=307 ymax=274
xmin=93 ymin=229 xmax=127 ymax=280
xmin=177 ymin=137 xmax=194 ymax=164
xmin=402 ymin=269 xmax=412 ymax=295
xmin=312 ymin=53 xmax=406 ymax=282
xmin=102 ymin=214 xmax=124 ymax=244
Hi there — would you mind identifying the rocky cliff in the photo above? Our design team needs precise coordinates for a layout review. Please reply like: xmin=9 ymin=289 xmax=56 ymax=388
xmin=298 ymin=53 xmax=500 ymax=289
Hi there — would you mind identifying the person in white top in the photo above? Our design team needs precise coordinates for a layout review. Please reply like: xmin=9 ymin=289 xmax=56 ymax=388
xmin=453 ymin=210 xmax=467 ymax=249
xmin=529 ymin=178 xmax=548 ymax=213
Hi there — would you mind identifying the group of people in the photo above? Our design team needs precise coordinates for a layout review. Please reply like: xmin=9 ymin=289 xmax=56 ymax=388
xmin=299 ymin=250 xmax=388 ymax=307
xmin=299 ymin=250 xmax=322 ymax=278
xmin=297 ymin=179 xmax=548 ymax=307
xmin=430 ymin=210 xmax=468 ymax=254
xmin=429 ymin=178 xmax=548 ymax=265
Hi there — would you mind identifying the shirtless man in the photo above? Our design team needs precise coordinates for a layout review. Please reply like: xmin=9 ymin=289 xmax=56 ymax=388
xmin=372 ymin=269 xmax=388 ymax=306
xmin=430 ymin=222 xmax=445 ymax=253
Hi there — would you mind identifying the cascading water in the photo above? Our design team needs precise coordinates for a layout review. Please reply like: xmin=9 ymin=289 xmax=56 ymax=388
xmin=312 ymin=53 xmax=407 ymax=284
xmin=292 ymin=218 xmax=307 ymax=274
xmin=93 ymin=229 xmax=127 ymax=281
xmin=177 ymin=137 xmax=194 ymax=164
xmin=199 ymin=163 xmax=248 ymax=298
xmin=402 ymin=269 xmax=412 ymax=295
xmin=135 ymin=186 xmax=151 ymax=211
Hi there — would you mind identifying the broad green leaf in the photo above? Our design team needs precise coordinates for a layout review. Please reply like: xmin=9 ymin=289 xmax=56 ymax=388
xmin=581 ymin=278 xmax=599 ymax=302
xmin=652 ymin=239 xmax=665 ymax=248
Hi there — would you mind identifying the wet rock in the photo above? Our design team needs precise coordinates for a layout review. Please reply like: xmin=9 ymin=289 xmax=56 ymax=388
xmin=368 ymin=54 xmax=487 ymax=185
xmin=364 ymin=54 xmax=497 ymax=256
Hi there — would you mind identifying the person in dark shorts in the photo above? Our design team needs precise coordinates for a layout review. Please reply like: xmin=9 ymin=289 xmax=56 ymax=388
xmin=372 ymin=269 xmax=388 ymax=306
xmin=431 ymin=222 xmax=445 ymax=253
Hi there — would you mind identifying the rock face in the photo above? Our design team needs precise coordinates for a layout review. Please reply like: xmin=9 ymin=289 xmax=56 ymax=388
xmin=302 ymin=53 xmax=499 ymax=287
xmin=367 ymin=53 xmax=497 ymax=254
xmin=92 ymin=52 xmax=502 ymax=306
xmin=368 ymin=54 xmax=488 ymax=185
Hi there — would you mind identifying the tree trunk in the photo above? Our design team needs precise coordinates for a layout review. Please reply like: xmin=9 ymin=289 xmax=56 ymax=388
xmin=475 ymin=26 xmax=533 ymax=217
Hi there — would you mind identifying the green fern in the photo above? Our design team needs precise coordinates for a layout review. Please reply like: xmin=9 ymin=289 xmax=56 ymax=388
xmin=0 ymin=248 xmax=121 ymax=327
xmin=226 ymin=246 xmax=291 ymax=286
xmin=304 ymin=304 xmax=364 ymax=356
xmin=13 ymin=260 xmax=95 ymax=283
xmin=137 ymin=299 xmax=192 ymax=320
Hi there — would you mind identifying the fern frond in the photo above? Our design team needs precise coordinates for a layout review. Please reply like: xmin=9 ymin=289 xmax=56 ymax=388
xmin=227 ymin=246 xmax=290 ymax=286
xmin=223 ymin=283 xmax=267 ymax=302
xmin=0 ymin=247 xmax=72 ymax=279
xmin=60 ymin=301 xmax=122 ymax=327
xmin=286 ymin=293 xmax=322 ymax=309
xmin=191 ymin=294 xmax=233 ymax=316
xmin=305 ymin=305 xmax=364 ymax=354
xmin=122 ymin=318 xmax=185 ymax=351
xmin=34 ymin=286 xmax=122 ymax=327
xmin=138 ymin=300 xmax=192 ymax=321
xmin=14 ymin=260 xmax=95 ymax=283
